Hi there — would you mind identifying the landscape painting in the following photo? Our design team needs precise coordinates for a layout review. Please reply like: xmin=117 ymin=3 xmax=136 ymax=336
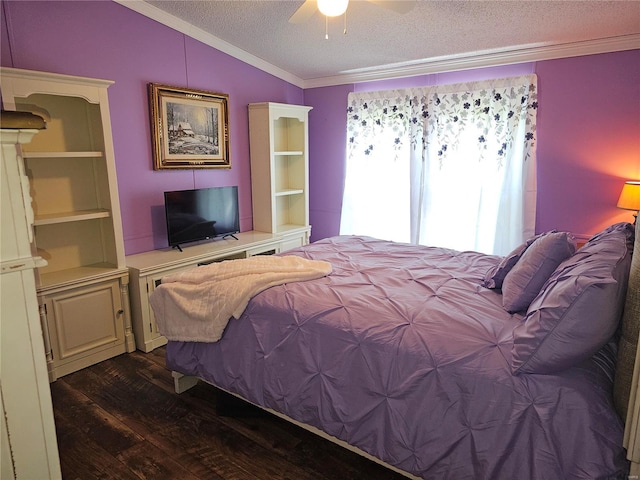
xmin=149 ymin=83 xmax=230 ymax=169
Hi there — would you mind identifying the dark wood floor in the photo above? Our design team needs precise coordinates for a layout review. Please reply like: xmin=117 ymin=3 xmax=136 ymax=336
xmin=50 ymin=348 xmax=408 ymax=480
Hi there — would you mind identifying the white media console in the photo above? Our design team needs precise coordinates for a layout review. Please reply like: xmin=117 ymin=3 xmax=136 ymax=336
xmin=126 ymin=228 xmax=310 ymax=352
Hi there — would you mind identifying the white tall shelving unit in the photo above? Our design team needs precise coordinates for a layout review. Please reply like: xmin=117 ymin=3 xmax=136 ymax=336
xmin=0 ymin=67 xmax=134 ymax=381
xmin=248 ymin=102 xmax=312 ymax=246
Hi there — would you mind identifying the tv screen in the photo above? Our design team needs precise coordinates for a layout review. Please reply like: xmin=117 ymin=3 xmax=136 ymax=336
xmin=164 ymin=186 xmax=239 ymax=249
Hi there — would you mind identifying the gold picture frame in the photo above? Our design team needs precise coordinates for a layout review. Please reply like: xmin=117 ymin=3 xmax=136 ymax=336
xmin=149 ymin=83 xmax=230 ymax=169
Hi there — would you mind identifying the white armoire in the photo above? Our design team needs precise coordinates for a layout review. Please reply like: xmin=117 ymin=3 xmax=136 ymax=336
xmin=1 ymin=111 xmax=62 ymax=479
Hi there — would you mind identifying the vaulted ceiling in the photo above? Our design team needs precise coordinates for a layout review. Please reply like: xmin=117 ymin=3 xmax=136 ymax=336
xmin=117 ymin=1 xmax=640 ymax=88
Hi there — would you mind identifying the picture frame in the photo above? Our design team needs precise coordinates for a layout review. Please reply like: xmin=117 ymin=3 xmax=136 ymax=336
xmin=148 ymin=83 xmax=230 ymax=169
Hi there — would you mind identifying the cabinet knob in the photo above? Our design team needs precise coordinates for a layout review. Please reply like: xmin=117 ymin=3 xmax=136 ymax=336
xmin=117 ymin=309 xmax=124 ymax=316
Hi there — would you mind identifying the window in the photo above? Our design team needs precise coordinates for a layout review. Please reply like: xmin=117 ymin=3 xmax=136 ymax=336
xmin=341 ymin=75 xmax=538 ymax=255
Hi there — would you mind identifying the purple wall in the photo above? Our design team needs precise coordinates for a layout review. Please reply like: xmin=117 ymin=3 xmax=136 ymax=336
xmin=2 ymin=1 xmax=638 ymax=252
xmin=1 ymin=0 xmax=303 ymax=254
xmin=535 ymin=52 xmax=640 ymax=237
xmin=305 ymin=51 xmax=640 ymax=242
xmin=305 ymin=84 xmax=353 ymax=243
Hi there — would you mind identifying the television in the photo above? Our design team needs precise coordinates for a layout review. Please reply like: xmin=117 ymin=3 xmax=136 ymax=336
xmin=164 ymin=186 xmax=239 ymax=250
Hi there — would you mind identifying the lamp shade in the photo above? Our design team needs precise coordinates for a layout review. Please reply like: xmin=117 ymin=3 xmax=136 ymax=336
xmin=617 ymin=181 xmax=640 ymax=211
xmin=318 ymin=0 xmax=349 ymax=17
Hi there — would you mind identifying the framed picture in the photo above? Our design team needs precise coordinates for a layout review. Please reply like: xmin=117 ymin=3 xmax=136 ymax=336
xmin=149 ymin=83 xmax=230 ymax=169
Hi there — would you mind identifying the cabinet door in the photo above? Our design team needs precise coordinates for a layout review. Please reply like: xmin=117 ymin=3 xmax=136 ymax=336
xmin=246 ymin=243 xmax=280 ymax=257
xmin=278 ymin=229 xmax=310 ymax=252
xmin=143 ymin=275 xmax=169 ymax=350
xmin=281 ymin=235 xmax=307 ymax=252
xmin=44 ymin=279 xmax=126 ymax=379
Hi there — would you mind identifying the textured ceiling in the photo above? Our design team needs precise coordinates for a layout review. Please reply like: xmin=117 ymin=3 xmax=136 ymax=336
xmin=138 ymin=0 xmax=640 ymax=84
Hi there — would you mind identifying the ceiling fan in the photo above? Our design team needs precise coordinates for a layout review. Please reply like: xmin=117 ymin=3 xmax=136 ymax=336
xmin=288 ymin=0 xmax=417 ymax=24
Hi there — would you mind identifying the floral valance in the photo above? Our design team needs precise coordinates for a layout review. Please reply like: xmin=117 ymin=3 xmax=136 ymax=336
xmin=347 ymin=75 xmax=538 ymax=166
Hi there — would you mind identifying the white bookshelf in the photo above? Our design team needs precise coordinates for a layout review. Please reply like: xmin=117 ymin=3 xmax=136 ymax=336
xmin=248 ymin=102 xmax=312 ymax=235
xmin=0 ymin=67 xmax=134 ymax=380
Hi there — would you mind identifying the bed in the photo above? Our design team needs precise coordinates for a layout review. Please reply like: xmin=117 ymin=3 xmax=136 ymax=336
xmin=150 ymin=221 xmax=640 ymax=480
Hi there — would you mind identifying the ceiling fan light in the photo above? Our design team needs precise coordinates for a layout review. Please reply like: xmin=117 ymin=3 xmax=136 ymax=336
xmin=317 ymin=0 xmax=349 ymax=17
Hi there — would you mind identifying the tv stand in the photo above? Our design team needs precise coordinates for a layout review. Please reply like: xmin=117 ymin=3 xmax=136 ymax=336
xmin=126 ymin=228 xmax=311 ymax=352
xmin=222 ymin=233 xmax=239 ymax=240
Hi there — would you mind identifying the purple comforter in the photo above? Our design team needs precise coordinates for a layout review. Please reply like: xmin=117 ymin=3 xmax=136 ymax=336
xmin=165 ymin=236 xmax=628 ymax=479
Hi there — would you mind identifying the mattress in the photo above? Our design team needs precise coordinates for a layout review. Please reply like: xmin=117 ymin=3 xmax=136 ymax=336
xmin=164 ymin=235 xmax=628 ymax=479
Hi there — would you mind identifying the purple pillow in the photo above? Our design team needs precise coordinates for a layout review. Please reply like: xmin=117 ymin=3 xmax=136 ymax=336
xmin=512 ymin=222 xmax=634 ymax=375
xmin=482 ymin=232 xmax=552 ymax=290
xmin=502 ymin=232 xmax=576 ymax=313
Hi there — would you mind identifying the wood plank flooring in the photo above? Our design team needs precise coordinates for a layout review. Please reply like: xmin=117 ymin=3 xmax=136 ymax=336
xmin=50 ymin=348 xmax=408 ymax=480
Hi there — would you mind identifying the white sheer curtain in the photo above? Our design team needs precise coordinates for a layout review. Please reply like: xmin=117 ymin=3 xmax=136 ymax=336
xmin=341 ymin=90 xmax=414 ymax=243
xmin=341 ymin=75 xmax=538 ymax=255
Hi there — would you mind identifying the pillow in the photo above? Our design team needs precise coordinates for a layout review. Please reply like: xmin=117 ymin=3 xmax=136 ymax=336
xmin=482 ymin=231 xmax=553 ymax=289
xmin=512 ymin=222 xmax=634 ymax=375
xmin=502 ymin=232 xmax=576 ymax=313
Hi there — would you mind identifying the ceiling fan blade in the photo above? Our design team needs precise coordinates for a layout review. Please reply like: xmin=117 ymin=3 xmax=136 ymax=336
xmin=289 ymin=0 xmax=318 ymax=24
xmin=367 ymin=0 xmax=416 ymax=14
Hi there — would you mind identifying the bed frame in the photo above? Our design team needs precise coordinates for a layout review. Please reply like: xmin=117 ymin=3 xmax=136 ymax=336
xmin=173 ymin=220 xmax=640 ymax=478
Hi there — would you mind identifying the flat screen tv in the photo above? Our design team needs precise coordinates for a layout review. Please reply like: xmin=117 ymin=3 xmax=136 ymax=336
xmin=164 ymin=186 xmax=239 ymax=250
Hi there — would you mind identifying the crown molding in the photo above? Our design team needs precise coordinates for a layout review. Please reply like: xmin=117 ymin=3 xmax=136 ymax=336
xmin=303 ymin=34 xmax=640 ymax=88
xmin=114 ymin=2 xmax=639 ymax=91
xmin=114 ymin=0 xmax=306 ymax=88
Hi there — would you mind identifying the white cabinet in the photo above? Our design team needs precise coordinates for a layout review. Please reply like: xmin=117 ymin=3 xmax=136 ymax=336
xmin=126 ymin=230 xmax=309 ymax=352
xmin=1 ymin=119 xmax=62 ymax=479
xmin=0 ymin=67 xmax=134 ymax=380
xmin=249 ymin=102 xmax=312 ymax=240
xmin=39 ymin=276 xmax=129 ymax=378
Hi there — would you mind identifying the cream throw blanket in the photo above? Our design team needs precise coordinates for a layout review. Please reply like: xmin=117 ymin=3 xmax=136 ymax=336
xmin=149 ymin=255 xmax=332 ymax=343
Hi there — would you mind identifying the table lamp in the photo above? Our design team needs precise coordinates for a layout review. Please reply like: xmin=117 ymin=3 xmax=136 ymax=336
xmin=617 ymin=181 xmax=640 ymax=224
